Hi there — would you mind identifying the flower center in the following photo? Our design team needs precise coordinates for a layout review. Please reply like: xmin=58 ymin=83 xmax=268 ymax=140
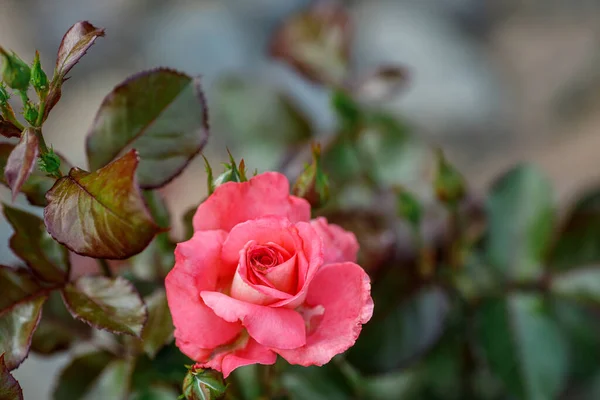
xmin=247 ymin=243 xmax=290 ymax=273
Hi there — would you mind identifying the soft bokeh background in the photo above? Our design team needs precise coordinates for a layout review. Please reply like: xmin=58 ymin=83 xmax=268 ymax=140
xmin=2 ymin=0 xmax=600 ymax=398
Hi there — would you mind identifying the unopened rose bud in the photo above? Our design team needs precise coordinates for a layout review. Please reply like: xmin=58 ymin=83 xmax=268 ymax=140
xmin=434 ymin=149 xmax=465 ymax=206
xmin=213 ymin=151 xmax=248 ymax=187
xmin=182 ymin=366 xmax=227 ymax=400
xmin=31 ymin=51 xmax=48 ymax=97
xmin=0 ymin=48 xmax=31 ymax=91
xmin=39 ymin=148 xmax=61 ymax=177
xmin=22 ymin=101 xmax=38 ymax=126
xmin=293 ymin=143 xmax=330 ymax=208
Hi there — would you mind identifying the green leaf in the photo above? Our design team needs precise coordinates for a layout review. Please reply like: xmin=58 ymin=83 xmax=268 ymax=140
xmin=44 ymin=150 xmax=162 ymax=259
xmin=0 ymin=353 xmax=23 ymax=400
xmin=0 ymin=266 xmax=41 ymax=311
xmin=269 ymin=0 xmax=351 ymax=85
xmin=82 ymin=360 xmax=133 ymax=400
xmin=142 ymin=191 xmax=170 ymax=229
xmin=53 ymin=350 xmax=115 ymax=400
xmin=0 ymin=295 xmax=46 ymax=370
xmin=86 ymin=68 xmax=209 ymax=189
xmin=282 ymin=363 xmax=355 ymax=400
xmin=476 ymin=294 xmax=568 ymax=400
xmin=347 ymin=286 xmax=449 ymax=375
xmin=4 ymin=205 xmax=69 ymax=283
xmin=31 ymin=291 xmax=92 ymax=355
xmin=138 ymin=289 xmax=173 ymax=358
xmin=4 ymin=128 xmax=38 ymax=202
xmin=549 ymin=189 xmax=600 ymax=271
xmin=62 ymin=276 xmax=147 ymax=337
xmin=182 ymin=368 xmax=227 ymax=400
xmin=486 ymin=164 xmax=554 ymax=281
xmin=130 ymin=233 xmax=175 ymax=281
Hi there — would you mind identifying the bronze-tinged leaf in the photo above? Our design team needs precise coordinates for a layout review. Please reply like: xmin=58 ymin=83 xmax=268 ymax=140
xmin=86 ymin=68 xmax=209 ymax=189
xmin=0 ymin=354 xmax=23 ymax=400
xmin=62 ymin=276 xmax=147 ymax=337
xmin=55 ymin=21 xmax=105 ymax=78
xmin=0 ymin=143 xmax=72 ymax=206
xmin=4 ymin=205 xmax=69 ymax=283
xmin=139 ymin=289 xmax=173 ymax=358
xmin=0 ymin=117 xmax=20 ymax=139
xmin=4 ymin=128 xmax=38 ymax=202
xmin=0 ymin=266 xmax=41 ymax=312
xmin=353 ymin=65 xmax=409 ymax=104
xmin=269 ymin=0 xmax=352 ymax=85
xmin=0 ymin=295 xmax=46 ymax=370
xmin=44 ymin=150 xmax=161 ymax=259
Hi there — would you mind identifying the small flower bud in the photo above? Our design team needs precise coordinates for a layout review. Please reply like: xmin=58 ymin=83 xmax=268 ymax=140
xmin=0 ymin=48 xmax=31 ymax=91
xmin=30 ymin=51 xmax=48 ymax=97
xmin=39 ymin=148 xmax=61 ymax=177
xmin=213 ymin=150 xmax=248 ymax=187
xmin=182 ymin=365 xmax=227 ymax=400
xmin=434 ymin=149 xmax=465 ymax=207
xmin=293 ymin=143 xmax=330 ymax=208
xmin=22 ymin=101 xmax=38 ymax=126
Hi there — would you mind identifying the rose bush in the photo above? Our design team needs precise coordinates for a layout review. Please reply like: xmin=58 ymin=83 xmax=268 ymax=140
xmin=165 ymin=172 xmax=373 ymax=377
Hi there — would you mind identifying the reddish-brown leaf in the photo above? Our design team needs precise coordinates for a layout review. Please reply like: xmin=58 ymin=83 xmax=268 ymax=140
xmin=55 ymin=21 xmax=105 ymax=78
xmin=0 ymin=117 xmax=20 ymax=139
xmin=4 ymin=128 xmax=39 ymax=202
xmin=44 ymin=150 xmax=162 ymax=259
xmin=0 ymin=353 xmax=23 ymax=400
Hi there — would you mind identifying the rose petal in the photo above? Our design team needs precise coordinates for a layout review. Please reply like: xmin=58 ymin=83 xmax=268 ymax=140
xmin=269 ymin=221 xmax=323 ymax=309
xmin=276 ymin=262 xmax=373 ymax=366
xmin=201 ymin=337 xmax=277 ymax=378
xmin=311 ymin=217 xmax=359 ymax=264
xmin=264 ymin=255 xmax=298 ymax=293
xmin=166 ymin=230 xmax=242 ymax=352
xmin=193 ymin=172 xmax=311 ymax=232
xmin=201 ymin=291 xmax=306 ymax=349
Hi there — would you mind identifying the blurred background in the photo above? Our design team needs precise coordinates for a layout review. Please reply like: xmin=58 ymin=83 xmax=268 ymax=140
xmin=1 ymin=0 xmax=600 ymax=398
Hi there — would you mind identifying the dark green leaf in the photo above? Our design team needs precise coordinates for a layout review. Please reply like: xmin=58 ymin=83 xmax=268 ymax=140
xmin=477 ymin=294 xmax=568 ymax=400
xmin=44 ymin=149 xmax=162 ymax=259
xmin=31 ymin=291 xmax=91 ymax=355
xmin=282 ymin=363 xmax=355 ymax=400
xmin=549 ymin=189 xmax=600 ymax=271
xmin=142 ymin=191 xmax=170 ymax=229
xmin=347 ymin=286 xmax=449 ymax=375
xmin=181 ymin=206 xmax=196 ymax=241
xmin=139 ymin=289 xmax=173 ymax=358
xmin=62 ymin=275 xmax=147 ymax=337
xmin=0 ymin=266 xmax=41 ymax=311
xmin=86 ymin=69 xmax=209 ymax=189
xmin=0 ymin=117 xmax=20 ymax=139
xmin=182 ymin=368 xmax=227 ymax=400
xmin=0 ymin=295 xmax=46 ymax=370
xmin=486 ymin=164 xmax=554 ymax=281
xmin=4 ymin=205 xmax=69 ymax=283
xmin=269 ymin=0 xmax=351 ymax=85
xmin=130 ymin=233 xmax=175 ymax=281
xmin=0 ymin=354 xmax=22 ymax=400
xmin=4 ymin=128 xmax=38 ymax=202
xmin=53 ymin=350 xmax=114 ymax=400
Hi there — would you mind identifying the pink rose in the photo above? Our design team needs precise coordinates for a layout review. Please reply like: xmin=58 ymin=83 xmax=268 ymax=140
xmin=165 ymin=172 xmax=373 ymax=377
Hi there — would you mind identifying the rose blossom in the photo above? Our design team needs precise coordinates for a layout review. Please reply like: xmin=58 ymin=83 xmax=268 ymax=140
xmin=165 ymin=172 xmax=373 ymax=377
